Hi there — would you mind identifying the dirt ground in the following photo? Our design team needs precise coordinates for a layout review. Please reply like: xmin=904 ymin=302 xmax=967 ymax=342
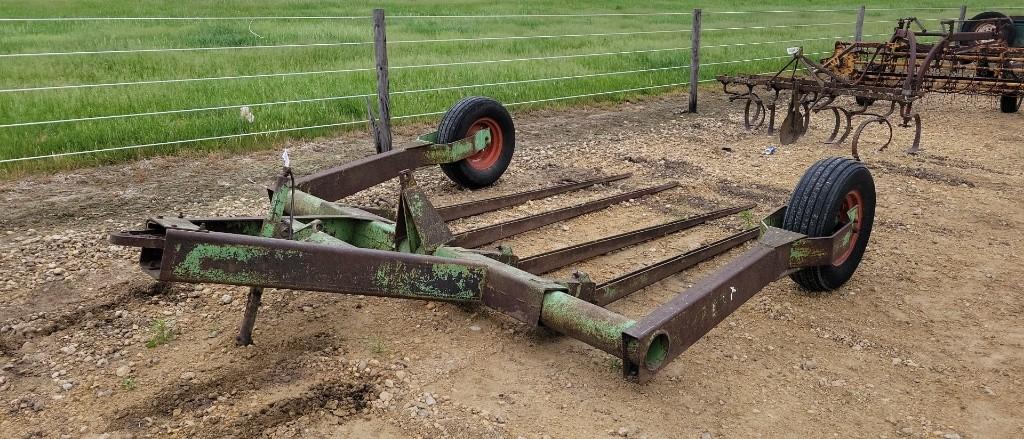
xmin=1 ymin=90 xmax=1022 ymax=439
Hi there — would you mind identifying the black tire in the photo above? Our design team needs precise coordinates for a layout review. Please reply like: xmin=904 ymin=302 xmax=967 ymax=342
xmin=1000 ymin=95 xmax=1020 ymax=113
xmin=961 ymin=12 xmax=1015 ymax=45
xmin=436 ymin=96 xmax=515 ymax=189
xmin=783 ymin=157 xmax=876 ymax=291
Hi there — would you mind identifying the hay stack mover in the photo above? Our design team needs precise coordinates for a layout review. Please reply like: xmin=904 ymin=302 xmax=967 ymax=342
xmin=111 ymin=97 xmax=876 ymax=382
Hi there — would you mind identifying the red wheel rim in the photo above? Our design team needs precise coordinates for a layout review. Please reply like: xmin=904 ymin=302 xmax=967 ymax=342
xmin=833 ymin=189 xmax=863 ymax=266
xmin=465 ymin=117 xmax=503 ymax=171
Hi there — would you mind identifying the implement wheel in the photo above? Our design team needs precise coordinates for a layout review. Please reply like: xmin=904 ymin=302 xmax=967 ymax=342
xmin=783 ymin=157 xmax=876 ymax=291
xmin=1000 ymin=95 xmax=1021 ymax=114
xmin=961 ymin=12 xmax=1015 ymax=45
xmin=437 ymin=96 xmax=516 ymax=189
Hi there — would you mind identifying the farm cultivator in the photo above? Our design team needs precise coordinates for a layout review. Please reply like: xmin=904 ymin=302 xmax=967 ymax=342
xmin=719 ymin=12 xmax=1024 ymax=159
xmin=110 ymin=97 xmax=876 ymax=382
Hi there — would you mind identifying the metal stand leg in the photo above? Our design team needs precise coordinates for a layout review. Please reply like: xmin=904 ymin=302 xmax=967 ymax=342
xmin=236 ymin=287 xmax=263 ymax=346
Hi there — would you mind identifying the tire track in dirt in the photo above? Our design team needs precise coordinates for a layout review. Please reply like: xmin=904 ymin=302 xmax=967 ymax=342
xmin=107 ymin=330 xmax=360 ymax=436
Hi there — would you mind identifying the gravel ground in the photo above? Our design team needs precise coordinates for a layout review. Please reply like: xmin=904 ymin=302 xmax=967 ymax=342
xmin=0 ymin=90 xmax=1022 ymax=439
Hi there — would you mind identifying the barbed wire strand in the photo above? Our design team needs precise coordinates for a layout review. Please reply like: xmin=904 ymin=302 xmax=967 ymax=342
xmin=0 ymin=46 xmax=691 ymax=93
xmin=0 ymin=79 xmax=698 ymax=163
xmin=0 ymin=120 xmax=367 ymax=163
xmin=0 ymin=29 xmax=695 ymax=58
xmin=1 ymin=65 xmax=692 ymax=128
xmin=2 ymin=8 xmax=1009 ymax=22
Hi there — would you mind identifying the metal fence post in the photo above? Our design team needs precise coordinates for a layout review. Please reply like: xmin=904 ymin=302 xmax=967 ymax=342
xmin=688 ymin=8 xmax=701 ymax=113
xmin=373 ymin=8 xmax=393 ymax=153
xmin=855 ymin=6 xmax=865 ymax=42
xmin=958 ymin=5 xmax=967 ymax=28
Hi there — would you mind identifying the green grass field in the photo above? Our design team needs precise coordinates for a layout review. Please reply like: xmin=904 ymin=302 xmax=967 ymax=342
xmin=0 ymin=1 xmax=1001 ymax=173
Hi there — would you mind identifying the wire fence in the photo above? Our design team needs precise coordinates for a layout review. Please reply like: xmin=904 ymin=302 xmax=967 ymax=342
xmin=0 ymin=4 xmax=1005 ymax=166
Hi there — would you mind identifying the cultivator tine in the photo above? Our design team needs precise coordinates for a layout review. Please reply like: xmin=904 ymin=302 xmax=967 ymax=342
xmin=437 ymin=173 xmax=631 ymax=221
xmin=451 ymin=182 xmax=679 ymax=248
xmin=518 ymin=204 xmax=755 ymax=275
xmin=589 ymin=228 xmax=759 ymax=306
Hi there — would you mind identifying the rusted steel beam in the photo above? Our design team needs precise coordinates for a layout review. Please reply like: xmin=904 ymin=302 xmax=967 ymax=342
xmin=436 ymin=173 xmax=631 ymax=221
xmin=156 ymin=229 xmax=488 ymax=302
xmin=517 ymin=204 xmax=755 ymax=275
xmin=621 ymin=238 xmax=794 ymax=382
xmin=591 ymin=228 xmax=759 ymax=306
xmin=451 ymin=182 xmax=679 ymax=249
xmin=294 ymin=146 xmax=425 ymax=202
xmin=294 ymin=129 xmax=491 ymax=201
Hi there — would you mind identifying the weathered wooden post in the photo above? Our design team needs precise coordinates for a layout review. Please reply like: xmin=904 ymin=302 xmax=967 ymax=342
xmin=688 ymin=8 xmax=701 ymax=113
xmin=855 ymin=6 xmax=866 ymax=42
xmin=373 ymin=8 xmax=393 ymax=153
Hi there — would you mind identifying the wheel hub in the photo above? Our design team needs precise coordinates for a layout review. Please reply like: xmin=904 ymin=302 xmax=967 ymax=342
xmin=833 ymin=189 xmax=863 ymax=266
xmin=465 ymin=117 xmax=503 ymax=171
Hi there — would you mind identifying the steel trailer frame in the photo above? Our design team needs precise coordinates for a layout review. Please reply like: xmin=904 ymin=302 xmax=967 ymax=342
xmin=111 ymin=112 xmax=863 ymax=383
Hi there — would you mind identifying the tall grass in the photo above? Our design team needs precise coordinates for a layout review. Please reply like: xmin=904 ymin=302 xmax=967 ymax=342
xmin=0 ymin=1 xmax=988 ymax=173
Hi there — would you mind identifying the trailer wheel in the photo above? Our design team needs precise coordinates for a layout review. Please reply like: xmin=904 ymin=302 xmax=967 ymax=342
xmin=436 ymin=96 xmax=515 ymax=189
xmin=783 ymin=157 xmax=875 ymax=291
xmin=1000 ymin=95 xmax=1021 ymax=113
xmin=961 ymin=12 xmax=1015 ymax=45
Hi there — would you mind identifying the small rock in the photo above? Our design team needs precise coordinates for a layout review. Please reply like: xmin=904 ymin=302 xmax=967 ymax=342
xmin=60 ymin=345 xmax=77 ymax=355
xmin=219 ymin=294 xmax=233 ymax=305
xmin=180 ymin=372 xmax=196 ymax=381
xmin=379 ymin=391 xmax=393 ymax=402
xmin=469 ymin=325 xmax=482 ymax=332
xmin=61 ymin=382 xmax=74 ymax=391
xmin=944 ymin=434 xmax=961 ymax=439
xmin=115 ymin=366 xmax=131 ymax=377
xmin=616 ymin=426 xmax=632 ymax=437
xmin=395 ymin=370 xmax=407 ymax=380
xmin=800 ymin=359 xmax=817 ymax=371
xmin=424 ymin=394 xmax=436 ymax=406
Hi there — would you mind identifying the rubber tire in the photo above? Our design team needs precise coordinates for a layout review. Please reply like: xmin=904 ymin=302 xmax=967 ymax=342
xmin=437 ymin=97 xmax=515 ymax=189
xmin=961 ymin=12 xmax=1015 ymax=45
xmin=1000 ymin=95 xmax=1020 ymax=113
xmin=783 ymin=157 xmax=876 ymax=291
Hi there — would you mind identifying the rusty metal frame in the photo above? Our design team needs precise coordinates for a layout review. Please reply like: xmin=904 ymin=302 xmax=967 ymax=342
xmin=718 ymin=16 xmax=1024 ymax=159
xmin=112 ymin=146 xmax=860 ymax=382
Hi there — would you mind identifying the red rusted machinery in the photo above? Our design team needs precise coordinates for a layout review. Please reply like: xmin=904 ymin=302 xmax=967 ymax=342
xmin=719 ymin=12 xmax=1023 ymax=159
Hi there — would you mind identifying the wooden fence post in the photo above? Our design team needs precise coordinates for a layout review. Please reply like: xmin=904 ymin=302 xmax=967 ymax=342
xmin=373 ymin=8 xmax=393 ymax=153
xmin=688 ymin=8 xmax=701 ymax=113
xmin=855 ymin=6 xmax=866 ymax=42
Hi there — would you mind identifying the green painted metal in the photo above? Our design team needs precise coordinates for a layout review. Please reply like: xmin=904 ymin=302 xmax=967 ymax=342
xmin=540 ymin=290 xmax=636 ymax=355
xmin=289 ymin=189 xmax=396 ymax=250
xmin=372 ymin=260 xmax=481 ymax=301
xmin=173 ymin=242 xmax=295 ymax=285
xmin=416 ymin=131 xmax=438 ymax=143
xmin=788 ymin=242 xmax=826 ymax=266
xmin=421 ymin=128 xmax=491 ymax=164
xmin=261 ymin=175 xmax=291 ymax=238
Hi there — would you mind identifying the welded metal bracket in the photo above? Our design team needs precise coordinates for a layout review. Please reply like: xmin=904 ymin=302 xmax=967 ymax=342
xmin=394 ymin=172 xmax=454 ymax=254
